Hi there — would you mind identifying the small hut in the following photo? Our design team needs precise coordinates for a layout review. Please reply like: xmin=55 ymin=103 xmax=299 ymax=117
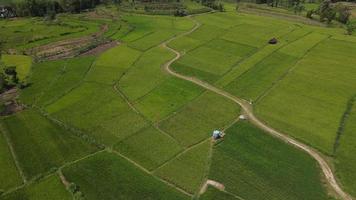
xmin=268 ymin=38 xmax=278 ymax=44
xmin=212 ymin=130 xmax=224 ymax=140
xmin=239 ymin=115 xmax=247 ymax=120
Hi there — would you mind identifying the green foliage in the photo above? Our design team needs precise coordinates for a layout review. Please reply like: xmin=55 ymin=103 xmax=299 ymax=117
xmin=208 ymin=121 xmax=330 ymax=200
xmin=346 ymin=21 xmax=356 ymax=35
xmin=318 ymin=0 xmax=336 ymax=24
xmin=1 ymin=110 xmax=98 ymax=179
xmin=2 ymin=175 xmax=72 ymax=200
xmin=335 ymin=3 xmax=351 ymax=24
xmin=154 ymin=140 xmax=211 ymax=194
xmin=62 ymin=152 xmax=190 ymax=200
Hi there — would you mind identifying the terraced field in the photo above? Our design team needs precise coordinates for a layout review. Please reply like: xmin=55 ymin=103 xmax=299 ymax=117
xmin=1 ymin=4 xmax=356 ymax=200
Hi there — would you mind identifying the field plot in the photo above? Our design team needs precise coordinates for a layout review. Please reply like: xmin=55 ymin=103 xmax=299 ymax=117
xmin=1 ymin=55 xmax=32 ymax=81
xmin=159 ymin=91 xmax=240 ymax=147
xmin=335 ymin=98 xmax=356 ymax=197
xmin=62 ymin=152 xmax=190 ymax=200
xmin=0 ymin=110 xmax=98 ymax=179
xmin=0 ymin=131 xmax=22 ymax=191
xmin=85 ymin=45 xmax=141 ymax=85
xmin=20 ymin=60 xmax=66 ymax=105
xmin=154 ymin=140 xmax=211 ymax=194
xmin=224 ymin=32 xmax=329 ymax=101
xmin=46 ymin=82 xmax=148 ymax=146
xmin=36 ymin=56 xmax=95 ymax=106
xmin=121 ymin=15 xmax=194 ymax=51
xmin=256 ymin=39 xmax=356 ymax=154
xmin=135 ymin=77 xmax=203 ymax=122
xmin=0 ymin=15 xmax=99 ymax=50
xmin=119 ymin=46 xmax=175 ymax=101
xmin=2 ymin=175 xmax=72 ymax=200
xmin=208 ymin=121 xmax=330 ymax=200
xmin=114 ymin=126 xmax=182 ymax=171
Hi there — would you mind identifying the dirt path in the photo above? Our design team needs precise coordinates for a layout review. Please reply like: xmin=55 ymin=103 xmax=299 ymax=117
xmin=161 ymin=16 xmax=353 ymax=200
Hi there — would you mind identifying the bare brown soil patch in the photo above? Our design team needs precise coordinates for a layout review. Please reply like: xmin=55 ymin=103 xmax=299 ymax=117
xmin=80 ymin=40 xmax=119 ymax=56
xmin=27 ymin=24 xmax=109 ymax=61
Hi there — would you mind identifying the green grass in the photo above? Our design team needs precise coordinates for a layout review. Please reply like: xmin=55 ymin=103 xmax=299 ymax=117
xmin=0 ymin=110 xmax=98 ymax=179
xmin=208 ymin=121 xmax=330 ymax=200
xmin=62 ymin=151 xmax=190 ymax=200
xmin=159 ymin=91 xmax=240 ymax=147
xmin=154 ymin=140 xmax=211 ymax=194
xmin=335 ymin=98 xmax=356 ymax=197
xmin=256 ymin=39 xmax=356 ymax=154
xmin=135 ymin=77 xmax=203 ymax=122
xmin=0 ymin=131 xmax=22 ymax=190
xmin=119 ymin=46 xmax=174 ymax=101
xmin=114 ymin=126 xmax=182 ymax=171
xmin=2 ymin=175 xmax=72 ymax=200
xmin=1 ymin=55 xmax=32 ymax=81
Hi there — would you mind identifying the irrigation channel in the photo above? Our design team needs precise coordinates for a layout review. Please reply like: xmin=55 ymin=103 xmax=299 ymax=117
xmin=160 ymin=15 xmax=353 ymax=200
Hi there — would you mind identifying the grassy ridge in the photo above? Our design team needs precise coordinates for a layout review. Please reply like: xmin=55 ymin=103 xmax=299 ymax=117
xmin=208 ymin=121 xmax=330 ymax=200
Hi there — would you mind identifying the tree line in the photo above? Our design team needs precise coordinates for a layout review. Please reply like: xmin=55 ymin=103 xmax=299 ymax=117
xmin=6 ymin=0 xmax=101 ymax=17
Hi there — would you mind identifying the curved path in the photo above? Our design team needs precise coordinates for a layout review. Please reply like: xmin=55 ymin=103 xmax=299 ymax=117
xmin=161 ymin=16 xmax=353 ymax=200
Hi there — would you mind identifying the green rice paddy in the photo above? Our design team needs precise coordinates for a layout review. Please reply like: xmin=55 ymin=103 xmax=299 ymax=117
xmin=1 ymin=3 xmax=356 ymax=199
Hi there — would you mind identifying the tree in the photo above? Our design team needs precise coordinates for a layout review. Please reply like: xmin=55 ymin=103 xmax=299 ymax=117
xmin=293 ymin=0 xmax=304 ymax=15
xmin=335 ymin=4 xmax=351 ymax=24
xmin=319 ymin=0 xmax=336 ymax=24
xmin=306 ymin=9 xmax=314 ymax=18
xmin=346 ymin=21 xmax=356 ymax=35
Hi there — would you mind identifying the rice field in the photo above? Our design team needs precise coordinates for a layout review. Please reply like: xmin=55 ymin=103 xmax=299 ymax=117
xmin=1 ymin=4 xmax=356 ymax=200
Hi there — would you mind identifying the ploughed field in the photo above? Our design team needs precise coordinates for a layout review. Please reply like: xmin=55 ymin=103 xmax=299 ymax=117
xmin=0 ymin=4 xmax=356 ymax=200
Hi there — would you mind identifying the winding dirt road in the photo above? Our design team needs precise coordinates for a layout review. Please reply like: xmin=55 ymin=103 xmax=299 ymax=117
xmin=161 ymin=16 xmax=353 ymax=200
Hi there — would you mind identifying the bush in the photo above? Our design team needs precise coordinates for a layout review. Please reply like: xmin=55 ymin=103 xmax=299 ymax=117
xmin=335 ymin=4 xmax=351 ymax=24
xmin=306 ymin=9 xmax=314 ymax=19
xmin=346 ymin=21 xmax=356 ymax=35
xmin=174 ymin=8 xmax=187 ymax=16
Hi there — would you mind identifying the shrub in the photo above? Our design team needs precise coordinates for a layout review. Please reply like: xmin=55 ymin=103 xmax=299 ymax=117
xmin=346 ymin=21 xmax=356 ymax=35
xmin=174 ymin=8 xmax=187 ymax=16
xmin=306 ymin=9 xmax=314 ymax=19
xmin=335 ymin=4 xmax=351 ymax=24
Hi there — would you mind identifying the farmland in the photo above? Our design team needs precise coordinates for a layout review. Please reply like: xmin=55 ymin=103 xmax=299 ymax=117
xmin=0 ymin=2 xmax=356 ymax=200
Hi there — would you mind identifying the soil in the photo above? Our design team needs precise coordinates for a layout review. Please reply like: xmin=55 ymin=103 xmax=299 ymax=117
xmin=27 ymin=24 xmax=110 ymax=61
xmin=0 ymin=88 xmax=24 ymax=116
xmin=80 ymin=40 xmax=119 ymax=56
